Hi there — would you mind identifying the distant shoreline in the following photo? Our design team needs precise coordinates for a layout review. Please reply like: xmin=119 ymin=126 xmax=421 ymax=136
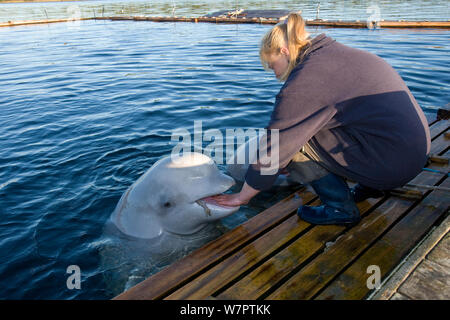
xmin=0 ymin=0 xmax=84 ymax=3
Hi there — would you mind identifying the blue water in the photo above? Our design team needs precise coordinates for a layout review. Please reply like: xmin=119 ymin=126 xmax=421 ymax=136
xmin=0 ymin=2 xmax=449 ymax=299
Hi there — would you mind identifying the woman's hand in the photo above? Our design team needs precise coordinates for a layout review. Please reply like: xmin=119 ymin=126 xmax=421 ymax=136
xmin=209 ymin=182 xmax=260 ymax=207
xmin=209 ymin=193 xmax=249 ymax=207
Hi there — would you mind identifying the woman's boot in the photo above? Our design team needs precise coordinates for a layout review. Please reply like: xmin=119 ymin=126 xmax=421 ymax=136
xmin=297 ymin=172 xmax=360 ymax=225
xmin=350 ymin=183 xmax=386 ymax=203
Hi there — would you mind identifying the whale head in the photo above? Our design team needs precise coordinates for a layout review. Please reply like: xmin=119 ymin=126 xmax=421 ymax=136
xmin=110 ymin=152 xmax=239 ymax=239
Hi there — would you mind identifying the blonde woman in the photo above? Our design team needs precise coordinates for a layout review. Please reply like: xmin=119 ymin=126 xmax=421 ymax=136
xmin=211 ymin=13 xmax=430 ymax=225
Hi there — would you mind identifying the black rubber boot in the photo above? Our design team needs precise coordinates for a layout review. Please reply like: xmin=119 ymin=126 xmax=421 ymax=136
xmin=297 ymin=173 xmax=360 ymax=225
xmin=350 ymin=183 xmax=385 ymax=203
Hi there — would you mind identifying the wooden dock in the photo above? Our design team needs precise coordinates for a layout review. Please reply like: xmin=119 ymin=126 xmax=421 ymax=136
xmin=373 ymin=214 xmax=449 ymax=300
xmin=115 ymin=114 xmax=449 ymax=300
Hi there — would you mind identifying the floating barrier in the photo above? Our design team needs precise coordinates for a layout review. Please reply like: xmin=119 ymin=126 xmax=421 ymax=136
xmin=98 ymin=16 xmax=450 ymax=29
xmin=1 ymin=9 xmax=449 ymax=29
xmin=0 ymin=17 xmax=93 ymax=27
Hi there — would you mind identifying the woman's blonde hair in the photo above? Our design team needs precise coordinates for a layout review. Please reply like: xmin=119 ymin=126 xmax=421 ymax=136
xmin=260 ymin=12 xmax=310 ymax=81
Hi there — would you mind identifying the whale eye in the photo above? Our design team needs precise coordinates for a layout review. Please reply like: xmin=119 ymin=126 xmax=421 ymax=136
xmin=163 ymin=202 xmax=171 ymax=208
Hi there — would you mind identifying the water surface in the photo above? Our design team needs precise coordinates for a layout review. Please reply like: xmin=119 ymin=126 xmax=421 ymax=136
xmin=0 ymin=4 xmax=448 ymax=299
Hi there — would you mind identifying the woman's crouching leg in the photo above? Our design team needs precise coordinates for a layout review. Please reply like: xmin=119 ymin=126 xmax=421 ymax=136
xmin=288 ymin=147 xmax=361 ymax=225
xmin=285 ymin=148 xmax=330 ymax=184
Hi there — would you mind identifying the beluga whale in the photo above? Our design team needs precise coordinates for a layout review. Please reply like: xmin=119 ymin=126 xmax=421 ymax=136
xmin=99 ymin=151 xmax=295 ymax=296
xmin=110 ymin=152 xmax=240 ymax=239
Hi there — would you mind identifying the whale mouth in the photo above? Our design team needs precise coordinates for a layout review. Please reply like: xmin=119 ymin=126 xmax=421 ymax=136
xmin=193 ymin=173 xmax=240 ymax=216
xmin=197 ymin=196 xmax=239 ymax=209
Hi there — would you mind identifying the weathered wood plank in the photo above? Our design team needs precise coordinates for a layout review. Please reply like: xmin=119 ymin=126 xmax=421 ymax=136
xmin=389 ymin=292 xmax=411 ymax=300
xmin=397 ymin=259 xmax=450 ymax=299
xmin=429 ymin=127 xmax=449 ymax=156
xmin=78 ymin=17 xmax=450 ymax=29
xmin=166 ymin=195 xmax=318 ymax=299
xmin=428 ymin=119 xmax=449 ymax=140
xmin=398 ymin=158 xmax=448 ymax=198
xmin=314 ymin=178 xmax=449 ymax=300
xmin=3 ymin=16 xmax=449 ymax=29
xmin=264 ymin=198 xmax=423 ymax=299
xmin=215 ymin=198 xmax=384 ymax=300
xmin=371 ymin=215 xmax=449 ymax=300
xmin=426 ymin=232 xmax=450 ymax=268
xmin=428 ymin=155 xmax=449 ymax=164
xmin=114 ymin=187 xmax=306 ymax=299
xmin=0 ymin=18 xmax=92 ymax=27
xmin=426 ymin=113 xmax=438 ymax=126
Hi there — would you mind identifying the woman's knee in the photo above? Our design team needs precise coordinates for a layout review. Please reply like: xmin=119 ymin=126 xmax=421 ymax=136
xmin=286 ymin=152 xmax=329 ymax=184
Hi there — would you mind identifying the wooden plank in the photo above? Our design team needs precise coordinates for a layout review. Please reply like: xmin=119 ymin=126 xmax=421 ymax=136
xmin=263 ymin=195 xmax=431 ymax=299
xmin=390 ymin=292 xmax=411 ymax=300
xmin=314 ymin=177 xmax=449 ymax=300
xmin=389 ymin=187 xmax=423 ymax=200
xmin=400 ymin=152 xmax=448 ymax=193
xmin=166 ymin=195 xmax=318 ymax=299
xmin=3 ymin=17 xmax=449 ymax=29
xmin=397 ymin=259 xmax=450 ymax=299
xmin=0 ymin=18 xmax=92 ymax=27
xmin=424 ymin=119 xmax=449 ymax=167
xmin=101 ymin=17 xmax=450 ymax=29
xmin=114 ymin=187 xmax=306 ymax=299
xmin=429 ymin=155 xmax=449 ymax=164
xmin=429 ymin=127 xmax=449 ymax=156
xmin=307 ymin=20 xmax=450 ymax=29
xmin=426 ymin=113 xmax=438 ymax=126
xmin=371 ymin=214 xmax=449 ymax=300
xmin=215 ymin=197 xmax=385 ymax=300
xmin=426 ymin=232 xmax=450 ymax=268
xmin=428 ymin=119 xmax=449 ymax=140
xmin=378 ymin=21 xmax=450 ymax=28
